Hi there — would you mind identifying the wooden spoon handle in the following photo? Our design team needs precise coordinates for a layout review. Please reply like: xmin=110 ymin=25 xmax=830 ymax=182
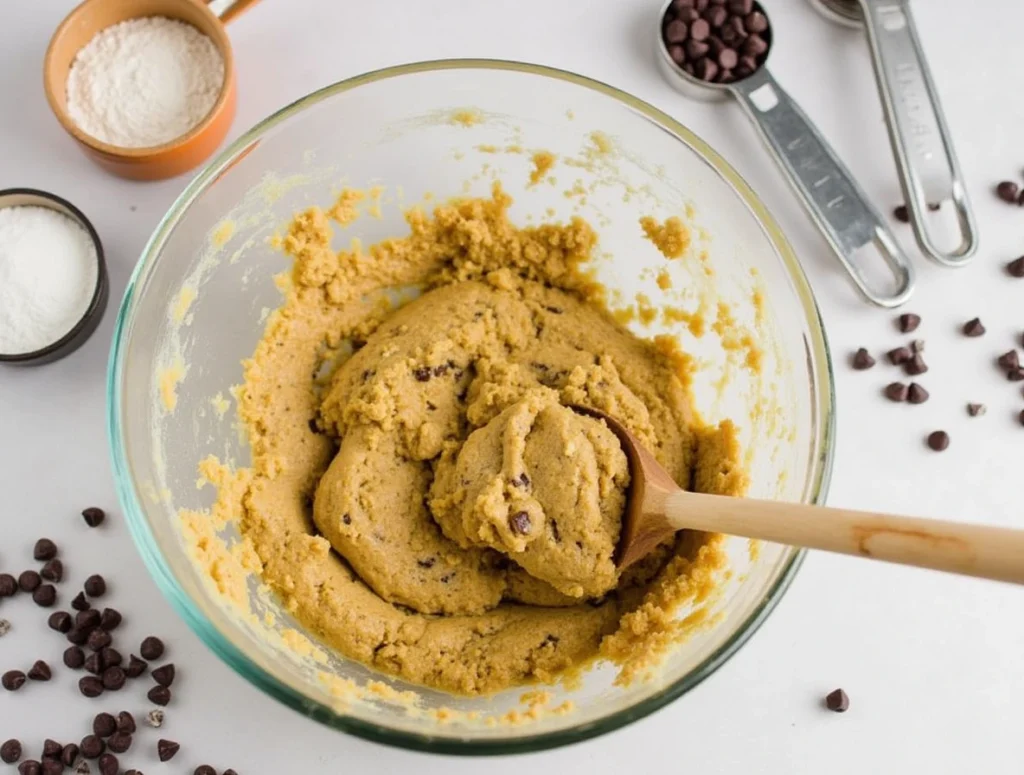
xmin=664 ymin=491 xmax=1024 ymax=584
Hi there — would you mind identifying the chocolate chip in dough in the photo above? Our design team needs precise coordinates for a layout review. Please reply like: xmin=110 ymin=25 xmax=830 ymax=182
xmin=927 ymin=430 xmax=950 ymax=451
xmin=156 ymin=740 xmax=179 ymax=762
xmin=825 ymin=688 xmax=849 ymax=712
xmin=81 ymin=508 xmax=105 ymax=528
xmin=509 ymin=512 xmax=531 ymax=535
xmin=851 ymin=348 xmax=875 ymax=370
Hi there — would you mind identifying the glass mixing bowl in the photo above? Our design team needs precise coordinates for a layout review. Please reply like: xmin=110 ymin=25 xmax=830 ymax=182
xmin=108 ymin=60 xmax=835 ymax=754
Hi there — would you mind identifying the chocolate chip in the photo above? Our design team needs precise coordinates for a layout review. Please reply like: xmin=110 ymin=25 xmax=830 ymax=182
xmin=1019 ymin=409 xmax=1024 ymax=426
xmin=156 ymin=740 xmax=179 ymax=762
xmin=193 ymin=766 xmax=216 ymax=775
xmin=124 ymin=770 xmax=142 ymax=775
xmin=81 ymin=508 xmax=105 ymax=528
xmin=3 ymin=670 xmax=26 ymax=691
xmin=825 ymin=688 xmax=849 ymax=712
xmin=105 ymin=734 xmax=130 ymax=755
xmin=63 ymin=646 xmax=85 ymax=669
xmin=27 ymin=660 xmax=51 ymax=681
xmin=115 ymin=712 xmax=135 ymax=734
xmin=78 ymin=676 xmax=103 ymax=698
xmin=509 ymin=511 xmax=531 ymax=535
xmin=851 ymin=348 xmax=875 ymax=370
xmin=76 ymin=609 xmax=101 ymax=629
xmin=71 ymin=592 xmax=89 ymax=611
xmin=996 ymin=181 xmax=1019 ymax=203
xmin=704 ymin=5 xmax=727 ymax=26
xmin=906 ymin=383 xmax=929 ymax=404
xmin=101 ymin=667 xmax=126 ymax=691
xmin=884 ymin=382 xmax=908 ymax=402
xmin=665 ymin=18 xmax=688 ymax=43
xmin=728 ymin=0 xmax=753 ymax=12
xmin=0 ymin=574 xmax=17 ymax=597
xmin=145 ymin=710 xmax=164 ymax=729
xmin=897 ymin=312 xmax=920 ymax=333
xmin=151 ymin=664 xmax=175 ymax=687
xmin=40 ymin=559 xmax=63 ymax=583
xmin=32 ymin=584 xmax=56 ymax=607
xmin=84 ymin=652 xmax=102 ymax=676
xmin=92 ymin=714 xmax=116 ymax=738
xmin=512 ymin=472 xmax=531 ymax=487
xmin=1007 ymin=256 xmax=1024 ymax=278
xmin=927 ymin=430 xmax=950 ymax=451
xmin=967 ymin=403 xmax=987 ymax=417
xmin=18 ymin=761 xmax=41 ymax=775
xmin=1018 ymin=190 xmax=1024 ymax=207
xmin=66 ymin=627 xmax=90 ymax=646
xmin=126 ymin=655 xmax=147 ymax=678
xmin=0 ymin=619 xmax=8 ymax=637
xmin=60 ymin=745 xmax=78 ymax=767
xmin=33 ymin=538 xmax=58 ymax=561
xmin=49 ymin=611 xmax=72 ymax=633
xmin=96 ymin=754 xmax=117 ymax=775
xmin=99 ymin=648 xmax=121 ymax=670
xmin=689 ymin=17 xmax=711 ymax=41
xmin=741 ymin=33 xmax=768 ymax=57
xmin=893 ymin=205 xmax=909 ymax=223
xmin=412 ymin=366 xmax=432 ymax=382
xmin=886 ymin=346 xmax=912 ymax=365
xmin=745 ymin=9 xmax=767 ymax=32
xmin=79 ymin=736 xmax=103 ymax=759
xmin=41 ymin=759 xmax=62 ymax=775
xmin=224 ymin=770 xmax=238 ymax=775
xmin=87 ymin=629 xmax=111 ymax=651
xmin=962 ymin=317 xmax=986 ymax=337
xmin=1009 ymin=367 xmax=1024 ymax=382
xmin=685 ymin=39 xmax=710 ymax=59
xmin=42 ymin=739 xmax=62 ymax=759
xmin=905 ymin=354 xmax=928 ymax=376
xmin=139 ymin=637 xmax=164 ymax=661
xmin=147 ymin=685 xmax=170 ymax=706
xmin=1 ymin=739 xmax=21 ymax=763
xmin=83 ymin=576 xmax=105 ymax=598
xmin=18 ymin=570 xmax=41 ymax=592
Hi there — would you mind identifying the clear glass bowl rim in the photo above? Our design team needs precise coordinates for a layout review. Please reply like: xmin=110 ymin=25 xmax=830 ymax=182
xmin=107 ymin=58 xmax=836 ymax=756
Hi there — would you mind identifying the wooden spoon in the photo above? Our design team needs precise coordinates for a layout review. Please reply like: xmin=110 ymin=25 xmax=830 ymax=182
xmin=582 ymin=409 xmax=1024 ymax=584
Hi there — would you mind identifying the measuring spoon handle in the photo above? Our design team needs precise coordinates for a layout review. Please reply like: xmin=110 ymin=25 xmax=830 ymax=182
xmin=859 ymin=0 xmax=977 ymax=266
xmin=731 ymin=68 xmax=914 ymax=308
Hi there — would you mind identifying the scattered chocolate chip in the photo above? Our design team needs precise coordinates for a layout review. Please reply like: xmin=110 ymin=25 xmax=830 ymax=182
xmin=79 ymin=737 xmax=103 ymax=760
xmin=98 ymin=609 xmax=121 ymax=631
xmin=92 ymin=714 xmax=116 ymax=739
xmin=41 ymin=759 xmax=62 ymax=775
xmin=42 ymin=740 xmax=62 ymax=759
xmin=17 ymin=761 xmax=41 ymax=775
xmin=1018 ymin=190 xmax=1024 ymax=207
xmin=897 ymin=312 xmax=921 ymax=333
xmin=962 ymin=317 xmax=986 ymax=337
xmin=145 ymin=710 xmax=164 ymax=729
xmin=905 ymin=354 xmax=928 ymax=376
xmin=83 ymin=576 xmax=105 ymax=598
xmin=60 ymin=745 xmax=78 ymax=767
xmin=927 ymin=430 xmax=950 ymax=451
xmin=0 ymin=573 xmax=17 ymax=597
xmin=27 ymin=660 xmax=51 ymax=681
xmin=1 ymin=739 xmax=21 ymax=764
xmin=224 ymin=770 xmax=238 ymax=775
xmin=996 ymin=181 xmax=1019 ymax=203
xmin=126 ymin=656 xmax=147 ymax=678
xmin=49 ymin=611 xmax=72 ymax=633
xmin=893 ymin=204 xmax=909 ymax=223
xmin=33 ymin=539 xmax=58 ymax=561
xmin=509 ymin=511 xmax=531 ymax=535
xmin=96 ymin=754 xmax=117 ymax=775
xmin=87 ymin=629 xmax=111 ymax=651
xmin=156 ymin=740 xmax=179 ymax=762
xmin=887 ymin=346 xmax=912 ymax=365
xmin=3 ymin=670 xmax=27 ymax=691
xmin=100 ymin=648 xmax=121 ymax=670
xmin=1009 ymin=367 xmax=1024 ymax=382
xmin=1007 ymin=256 xmax=1024 ymax=278
xmin=1000 ymin=350 xmax=1021 ymax=371
xmin=825 ymin=687 xmax=849 ymax=712
xmin=78 ymin=676 xmax=104 ymax=698
xmin=151 ymin=664 xmax=175 ymax=687
xmin=105 ymin=734 xmax=130 ymax=755
xmin=412 ymin=366 xmax=432 ymax=382
xmin=81 ymin=508 xmax=105 ymax=528
xmin=101 ymin=667 xmax=126 ymax=691
xmin=66 ymin=627 xmax=90 ymax=646
xmin=115 ymin=712 xmax=135 ymax=735
xmin=76 ymin=609 xmax=101 ymax=630
xmin=884 ymin=382 xmax=909 ymax=402
xmin=70 ymin=592 xmax=89 ymax=611
xmin=139 ymin=637 xmax=164 ymax=661
xmin=147 ymin=685 xmax=170 ymax=706
xmin=193 ymin=766 xmax=216 ymax=775
xmin=967 ymin=403 xmax=987 ymax=417
xmin=1019 ymin=408 xmax=1024 ymax=426
xmin=40 ymin=559 xmax=63 ymax=583
xmin=32 ymin=584 xmax=56 ymax=607
xmin=18 ymin=570 xmax=41 ymax=593
xmin=124 ymin=771 xmax=142 ymax=775
xmin=851 ymin=348 xmax=875 ymax=370
xmin=63 ymin=646 xmax=85 ymax=669
xmin=0 ymin=619 xmax=9 ymax=637
xmin=84 ymin=652 xmax=102 ymax=676
xmin=906 ymin=383 xmax=929 ymax=404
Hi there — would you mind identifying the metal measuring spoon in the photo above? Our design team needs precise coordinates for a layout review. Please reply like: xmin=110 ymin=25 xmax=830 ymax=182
xmin=657 ymin=0 xmax=914 ymax=308
xmin=810 ymin=0 xmax=977 ymax=266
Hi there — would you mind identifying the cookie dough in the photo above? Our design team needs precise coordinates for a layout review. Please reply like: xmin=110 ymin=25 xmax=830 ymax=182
xmin=225 ymin=184 xmax=746 ymax=695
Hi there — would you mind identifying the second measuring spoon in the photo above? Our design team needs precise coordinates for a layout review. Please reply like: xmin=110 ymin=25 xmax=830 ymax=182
xmin=810 ymin=0 xmax=978 ymax=266
xmin=657 ymin=0 xmax=914 ymax=308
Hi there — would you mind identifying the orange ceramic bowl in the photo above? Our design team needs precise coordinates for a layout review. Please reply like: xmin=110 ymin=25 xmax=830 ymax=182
xmin=43 ymin=0 xmax=251 ymax=181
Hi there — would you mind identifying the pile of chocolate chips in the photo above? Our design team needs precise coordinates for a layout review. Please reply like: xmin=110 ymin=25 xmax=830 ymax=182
xmin=0 ymin=507 xmax=239 ymax=775
xmin=661 ymin=0 xmax=771 ymax=85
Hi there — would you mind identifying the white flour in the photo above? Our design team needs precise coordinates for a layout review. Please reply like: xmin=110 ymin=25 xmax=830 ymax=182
xmin=66 ymin=16 xmax=225 ymax=148
xmin=0 ymin=206 xmax=98 ymax=354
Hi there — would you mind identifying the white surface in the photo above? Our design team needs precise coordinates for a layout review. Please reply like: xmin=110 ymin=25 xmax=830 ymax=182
xmin=2 ymin=1 xmax=1022 ymax=772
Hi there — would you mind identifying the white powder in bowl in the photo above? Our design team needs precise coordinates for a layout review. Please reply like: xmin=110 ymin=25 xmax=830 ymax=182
xmin=0 ymin=206 xmax=98 ymax=354
xmin=66 ymin=16 xmax=225 ymax=149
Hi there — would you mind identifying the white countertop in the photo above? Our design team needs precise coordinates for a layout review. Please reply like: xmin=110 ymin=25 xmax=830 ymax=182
xmin=2 ymin=1 xmax=1023 ymax=772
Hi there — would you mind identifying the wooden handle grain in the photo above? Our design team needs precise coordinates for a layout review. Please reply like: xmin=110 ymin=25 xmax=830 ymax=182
xmin=206 ymin=0 xmax=260 ymax=25
xmin=664 ymin=491 xmax=1024 ymax=584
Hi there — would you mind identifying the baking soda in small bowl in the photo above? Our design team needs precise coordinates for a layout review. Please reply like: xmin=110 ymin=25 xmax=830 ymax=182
xmin=0 ymin=206 xmax=98 ymax=355
xmin=66 ymin=16 xmax=225 ymax=148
